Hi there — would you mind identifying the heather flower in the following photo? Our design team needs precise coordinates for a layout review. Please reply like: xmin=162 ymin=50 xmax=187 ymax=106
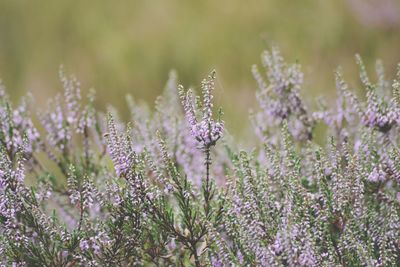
xmin=179 ymin=70 xmax=224 ymax=150
xmin=313 ymin=70 xmax=358 ymax=137
xmin=252 ymin=47 xmax=314 ymax=142
xmin=0 ymin=90 xmax=40 ymax=159
xmin=367 ymin=166 xmax=386 ymax=182
xmin=105 ymin=113 xmax=137 ymax=177
xmin=39 ymin=97 xmax=69 ymax=150
xmin=77 ymin=89 xmax=96 ymax=134
xmin=339 ymin=55 xmax=400 ymax=133
xmin=60 ymin=66 xmax=81 ymax=126
xmin=79 ymin=239 xmax=90 ymax=251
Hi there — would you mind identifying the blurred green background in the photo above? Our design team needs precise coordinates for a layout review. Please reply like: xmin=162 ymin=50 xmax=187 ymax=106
xmin=1 ymin=0 xmax=400 ymax=138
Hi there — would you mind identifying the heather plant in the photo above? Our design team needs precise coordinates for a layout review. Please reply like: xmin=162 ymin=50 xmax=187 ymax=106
xmin=0 ymin=48 xmax=399 ymax=267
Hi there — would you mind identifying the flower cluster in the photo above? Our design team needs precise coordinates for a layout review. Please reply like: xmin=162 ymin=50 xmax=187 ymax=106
xmin=251 ymin=47 xmax=314 ymax=142
xmin=0 ymin=49 xmax=399 ymax=266
xmin=179 ymin=70 xmax=224 ymax=150
xmin=333 ymin=56 xmax=400 ymax=135
xmin=0 ymin=84 xmax=40 ymax=158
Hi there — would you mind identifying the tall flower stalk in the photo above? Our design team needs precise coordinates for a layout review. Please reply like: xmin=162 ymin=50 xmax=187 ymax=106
xmin=179 ymin=70 xmax=224 ymax=217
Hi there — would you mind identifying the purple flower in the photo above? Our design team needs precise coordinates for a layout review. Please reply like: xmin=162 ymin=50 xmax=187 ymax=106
xmin=298 ymin=249 xmax=316 ymax=267
xmin=179 ymin=71 xmax=224 ymax=149
xmin=252 ymin=47 xmax=313 ymax=141
xmin=367 ymin=166 xmax=386 ymax=182
xmin=79 ymin=240 xmax=90 ymax=251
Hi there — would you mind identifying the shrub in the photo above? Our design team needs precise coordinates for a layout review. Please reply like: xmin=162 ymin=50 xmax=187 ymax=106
xmin=0 ymin=48 xmax=399 ymax=266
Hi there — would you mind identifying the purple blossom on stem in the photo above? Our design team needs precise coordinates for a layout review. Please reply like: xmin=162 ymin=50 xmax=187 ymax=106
xmin=351 ymin=55 xmax=400 ymax=132
xmin=252 ymin=47 xmax=314 ymax=142
xmin=179 ymin=70 xmax=224 ymax=150
xmin=105 ymin=113 xmax=137 ymax=177
xmin=367 ymin=166 xmax=386 ymax=182
xmin=60 ymin=66 xmax=81 ymax=126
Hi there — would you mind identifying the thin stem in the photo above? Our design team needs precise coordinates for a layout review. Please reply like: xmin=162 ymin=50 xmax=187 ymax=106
xmin=192 ymin=245 xmax=201 ymax=267
xmin=83 ymin=125 xmax=90 ymax=168
xmin=77 ymin=200 xmax=84 ymax=232
xmin=77 ymin=178 xmax=84 ymax=232
xmin=204 ymin=147 xmax=212 ymax=217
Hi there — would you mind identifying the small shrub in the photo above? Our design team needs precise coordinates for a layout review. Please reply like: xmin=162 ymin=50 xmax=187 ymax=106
xmin=0 ymin=48 xmax=399 ymax=266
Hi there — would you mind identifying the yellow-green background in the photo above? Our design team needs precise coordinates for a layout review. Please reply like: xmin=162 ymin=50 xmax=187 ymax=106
xmin=1 ymin=0 xmax=400 ymax=138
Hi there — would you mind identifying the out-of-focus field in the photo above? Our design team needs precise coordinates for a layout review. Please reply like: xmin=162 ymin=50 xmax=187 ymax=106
xmin=1 ymin=0 xmax=400 ymax=138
